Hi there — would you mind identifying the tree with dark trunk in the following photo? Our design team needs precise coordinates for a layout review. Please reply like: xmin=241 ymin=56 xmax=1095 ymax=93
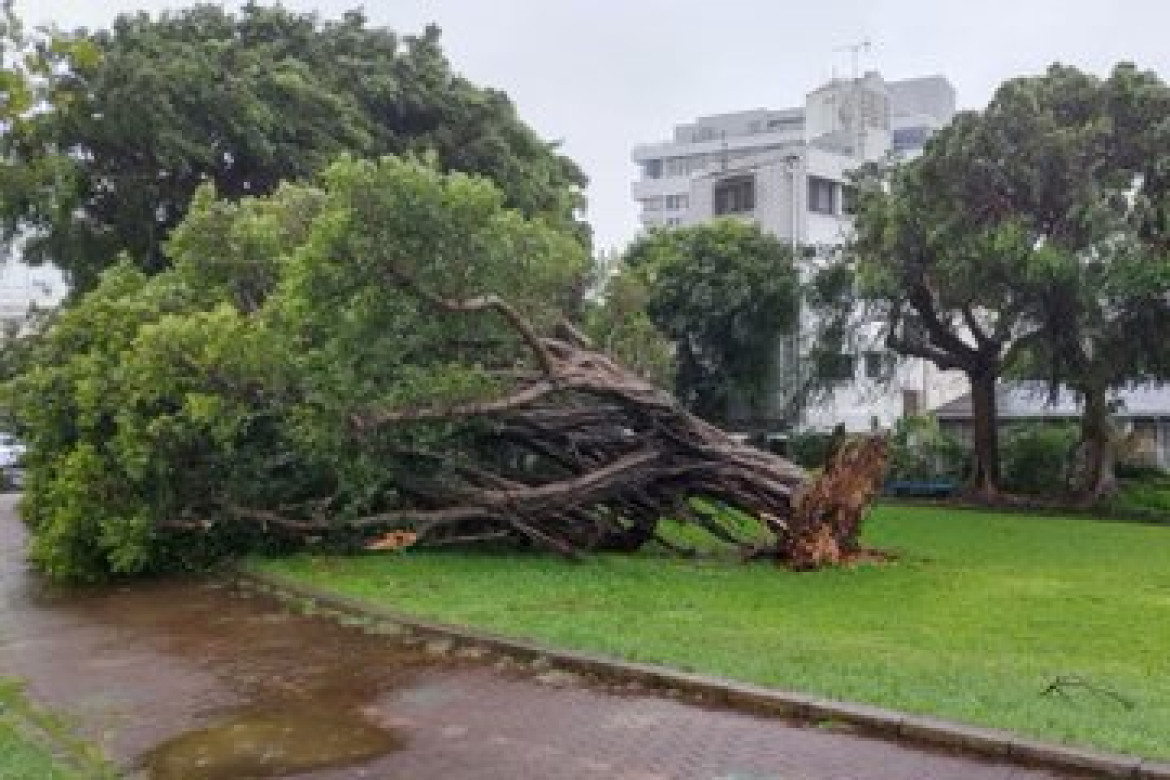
xmin=1000 ymin=65 xmax=1170 ymax=500
xmin=848 ymin=62 xmax=1170 ymax=500
xmin=848 ymin=157 xmax=1026 ymax=498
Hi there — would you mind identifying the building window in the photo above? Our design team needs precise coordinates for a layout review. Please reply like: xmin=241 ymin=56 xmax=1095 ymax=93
xmin=863 ymin=351 xmax=891 ymax=379
xmin=664 ymin=157 xmax=698 ymax=177
xmin=665 ymin=193 xmax=689 ymax=211
xmin=903 ymin=389 xmax=922 ymax=416
xmin=808 ymin=176 xmax=837 ymax=215
xmin=818 ymin=352 xmax=855 ymax=382
xmin=892 ymin=125 xmax=932 ymax=153
xmin=665 ymin=217 xmax=682 ymax=227
xmin=713 ymin=176 xmax=755 ymax=215
xmin=642 ymin=159 xmax=662 ymax=180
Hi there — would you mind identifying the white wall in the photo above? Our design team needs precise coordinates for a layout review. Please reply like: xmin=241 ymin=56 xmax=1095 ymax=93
xmin=0 ymin=258 xmax=67 ymax=323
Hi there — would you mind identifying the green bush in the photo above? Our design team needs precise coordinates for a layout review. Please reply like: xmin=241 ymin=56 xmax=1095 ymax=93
xmin=886 ymin=415 xmax=966 ymax=482
xmin=1114 ymin=461 xmax=1166 ymax=480
xmin=1000 ymin=422 xmax=1078 ymax=496
xmin=1108 ymin=473 xmax=1170 ymax=516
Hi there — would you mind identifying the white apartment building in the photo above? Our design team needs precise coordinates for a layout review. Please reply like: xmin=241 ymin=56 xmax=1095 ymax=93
xmin=631 ymin=72 xmax=966 ymax=433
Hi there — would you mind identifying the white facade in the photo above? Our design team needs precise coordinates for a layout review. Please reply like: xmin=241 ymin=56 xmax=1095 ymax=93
xmin=0 ymin=253 xmax=68 ymax=329
xmin=631 ymin=72 xmax=966 ymax=433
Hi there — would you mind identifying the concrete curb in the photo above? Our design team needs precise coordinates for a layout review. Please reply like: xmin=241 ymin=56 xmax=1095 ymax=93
xmin=239 ymin=567 xmax=1167 ymax=779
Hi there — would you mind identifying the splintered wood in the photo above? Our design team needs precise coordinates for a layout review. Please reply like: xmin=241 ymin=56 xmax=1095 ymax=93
xmin=782 ymin=437 xmax=890 ymax=569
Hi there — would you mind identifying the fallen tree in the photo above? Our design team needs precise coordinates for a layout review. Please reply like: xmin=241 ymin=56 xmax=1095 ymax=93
xmin=285 ymin=294 xmax=888 ymax=565
xmin=8 ymin=157 xmax=887 ymax=580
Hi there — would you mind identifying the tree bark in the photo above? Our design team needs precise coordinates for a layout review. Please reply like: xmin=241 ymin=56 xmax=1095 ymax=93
xmin=1077 ymin=383 xmax=1118 ymax=500
xmin=968 ymin=370 xmax=1001 ymax=498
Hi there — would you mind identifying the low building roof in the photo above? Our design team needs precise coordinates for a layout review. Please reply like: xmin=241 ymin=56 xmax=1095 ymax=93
xmin=933 ymin=381 xmax=1170 ymax=421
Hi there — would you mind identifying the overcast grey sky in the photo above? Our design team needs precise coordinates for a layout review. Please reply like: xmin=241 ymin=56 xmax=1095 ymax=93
xmin=19 ymin=1 xmax=1170 ymax=251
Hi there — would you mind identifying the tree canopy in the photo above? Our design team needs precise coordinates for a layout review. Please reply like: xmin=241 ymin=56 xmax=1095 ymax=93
xmin=622 ymin=220 xmax=801 ymax=426
xmin=0 ymin=4 xmax=587 ymax=291
xmin=848 ymin=62 xmax=1170 ymax=497
xmin=994 ymin=64 xmax=1170 ymax=496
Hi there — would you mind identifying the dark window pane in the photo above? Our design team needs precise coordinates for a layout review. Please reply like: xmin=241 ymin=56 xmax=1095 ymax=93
xmin=713 ymin=176 xmax=755 ymax=215
xmin=808 ymin=176 xmax=837 ymax=215
xmin=818 ymin=352 xmax=855 ymax=381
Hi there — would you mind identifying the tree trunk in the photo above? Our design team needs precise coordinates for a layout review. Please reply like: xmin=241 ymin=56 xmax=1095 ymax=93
xmin=1077 ymin=384 xmax=1117 ymax=500
xmin=968 ymin=370 xmax=1001 ymax=498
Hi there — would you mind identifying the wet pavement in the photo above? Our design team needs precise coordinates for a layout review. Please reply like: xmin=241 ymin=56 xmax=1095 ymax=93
xmin=0 ymin=495 xmax=1082 ymax=779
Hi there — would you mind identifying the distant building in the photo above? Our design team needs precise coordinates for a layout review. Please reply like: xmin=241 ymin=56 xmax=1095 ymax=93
xmin=935 ymin=381 xmax=1170 ymax=470
xmin=631 ymin=72 xmax=964 ymax=432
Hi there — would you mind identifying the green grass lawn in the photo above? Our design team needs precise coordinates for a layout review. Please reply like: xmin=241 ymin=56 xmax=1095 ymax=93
xmin=0 ymin=679 xmax=115 ymax=779
xmin=253 ymin=505 xmax=1170 ymax=759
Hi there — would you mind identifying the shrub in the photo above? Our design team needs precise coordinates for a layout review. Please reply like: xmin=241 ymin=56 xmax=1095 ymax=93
xmin=1000 ymin=422 xmax=1078 ymax=496
xmin=1107 ymin=473 xmax=1170 ymax=516
xmin=886 ymin=415 xmax=966 ymax=482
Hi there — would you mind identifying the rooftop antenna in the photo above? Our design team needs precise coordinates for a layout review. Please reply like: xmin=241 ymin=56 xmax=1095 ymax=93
xmin=834 ymin=38 xmax=872 ymax=81
xmin=833 ymin=39 xmax=873 ymax=158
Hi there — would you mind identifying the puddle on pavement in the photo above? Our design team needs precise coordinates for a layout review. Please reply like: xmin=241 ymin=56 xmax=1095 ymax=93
xmin=0 ymin=497 xmax=448 ymax=776
xmin=140 ymin=705 xmax=403 ymax=779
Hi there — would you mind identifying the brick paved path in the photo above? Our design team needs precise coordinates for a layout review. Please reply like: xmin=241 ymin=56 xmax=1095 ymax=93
xmin=0 ymin=496 xmax=1078 ymax=779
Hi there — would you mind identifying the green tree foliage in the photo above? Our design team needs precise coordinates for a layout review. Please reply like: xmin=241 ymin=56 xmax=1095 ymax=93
xmin=622 ymin=220 xmax=800 ymax=424
xmin=5 ymin=157 xmax=587 ymax=580
xmin=848 ymin=63 xmax=1170 ymax=498
xmin=886 ymin=415 xmax=966 ymax=483
xmin=0 ymin=5 xmax=587 ymax=292
xmin=994 ymin=65 xmax=1170 ymax=498
xmin=583 ymin=268 xmax=675 ymax=388
xmin=1000 ymin=422 xmax=1079 ymax=497
xmin=848 ymin=155 xmax=1030 ymax=496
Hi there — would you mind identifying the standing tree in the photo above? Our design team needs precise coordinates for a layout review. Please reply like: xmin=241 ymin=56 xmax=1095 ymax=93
xmin=849 ymin=152 xmax=1032 ymax=497
xmin=850 ymin=63 xmax=1170 ymax=499
xmin=0 ymin=5 xmax=587 ymax=292
xmin=583 ymin=264 xmax=675 ymax=389
xmin=994 ymin=64 xmax=1170 ymax=498
xmin=623 ymin=220 xmax=801 ymax=426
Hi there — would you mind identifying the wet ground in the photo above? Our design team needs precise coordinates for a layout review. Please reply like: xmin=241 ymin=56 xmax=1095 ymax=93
xmin=0 ymin=495 xmax=1082 ymax=779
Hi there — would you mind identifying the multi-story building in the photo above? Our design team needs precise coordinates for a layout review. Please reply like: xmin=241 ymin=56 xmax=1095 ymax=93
xmin=631 ymin=72 xmax=965 ymax=433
